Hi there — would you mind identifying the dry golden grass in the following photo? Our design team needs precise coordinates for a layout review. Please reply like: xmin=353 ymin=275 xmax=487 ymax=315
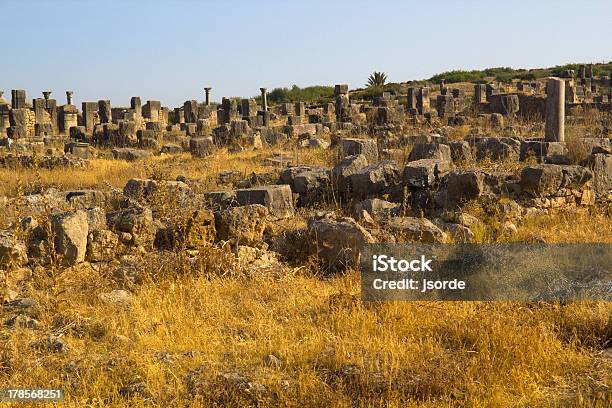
xmin=2 ymin=259 xmax=610 ymax=407
xmin=1 ymin=142 xmax=611 ymax=407
xmin=0 ymin=146 xmax=336 ymax=198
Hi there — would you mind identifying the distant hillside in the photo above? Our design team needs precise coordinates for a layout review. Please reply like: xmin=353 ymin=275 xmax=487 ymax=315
xmin=428 ymin=62 xmax=612 ymax=84
xmin=258 ymin=62 xmax=612 ymax=104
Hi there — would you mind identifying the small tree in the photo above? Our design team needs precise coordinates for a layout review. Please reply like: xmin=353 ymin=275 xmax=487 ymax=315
xmin=366 ymin=71 xmax=387 ymax=88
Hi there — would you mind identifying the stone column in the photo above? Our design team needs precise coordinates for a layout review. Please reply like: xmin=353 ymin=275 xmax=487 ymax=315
xmin=474 ymin=84 xmax=487 ymax=104
xmin=66 ymin=91 xmax=73 ymax=105
xmin=485 ymin=84 xmax=495 ymax=100
xmin=98 ymin=100 xmax=111 ymax=124
xmin=204 ymin=88 xmax=212 ymax=106
xmin=406 ymin=87 xmax=417 ymax=111
xmin=11 ymin=90 xmax=26 ymax=109
xmin=416 ymin=87 xmax=430 ymax=114
xmin=579 ymin=65 xmax=586 ymax=79
xmin=82 ymin=102 xmax=98 ymax=133
xmin=184 ymin=100 xmax=198 ymax=123
xmin=565 ymin=80 xmax=577 ymax=104
xmin=545 ymin=78 xmax=565 ymax=142
xmin=260 ymin=88 xmax=268 ymax=111
xmin=586 ymin=64 xmax=593 ymax=78
xmin=130 ymin=97 xmax=142 ymax=117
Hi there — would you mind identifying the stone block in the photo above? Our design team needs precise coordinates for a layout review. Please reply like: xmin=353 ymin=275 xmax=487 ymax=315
xmin=582 ymin=154 xmax=611 ymax=197
xmin=190 ymin=137 xmax=215 ymax=158
xmin=87 ymin=230 xmax=119 ymax=262
xmin=520 ymin=164 xmax=592 ymax=197
xmin=519 ymin=141 xmax=567 ymax=162
xmin=52 ymin=210 xmax=88 ymax=265
xmin=340 ymin=138 xmax=378 ymax=162
xmin=235 ymin=185 xmax=294 ymax=219
xmin=448 ymin=140 xmax=472 ymax=162
xmin=215 ymin=204 xmax=268 ymax=245
xmin=407 ymin=143 xmax=452 ymax=162
xmin=308 ymin=212 xmax=375 ymax=271
xmin=106 ymin=207 xmax=155 ymax=247
xmin=348 ymin=161 xmax=400 ymax=197
xmin=331 ymin=154 xmax=369 ymax=192
xmin=403 ymin=159 xmax=451 ymax=188
xmin=472 ymin=136 xmax=521 ymax=161
xmin=388 ymin=217 xmax=447 ymax=243
xmin=446 ymin=170 xmax=486 ymax=204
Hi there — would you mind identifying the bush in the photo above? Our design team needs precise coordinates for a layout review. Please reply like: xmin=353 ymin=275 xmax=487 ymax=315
xmin=257 ymin=85 xmax=335 ymax=104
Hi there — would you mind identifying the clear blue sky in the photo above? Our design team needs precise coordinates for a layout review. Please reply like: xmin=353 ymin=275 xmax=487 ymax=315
xmin=2 ymin=0 xmax=610 ymax=108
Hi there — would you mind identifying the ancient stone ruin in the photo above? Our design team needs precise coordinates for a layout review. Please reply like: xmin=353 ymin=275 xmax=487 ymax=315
xmin=1 ymin=67 xmax=611 ymax=272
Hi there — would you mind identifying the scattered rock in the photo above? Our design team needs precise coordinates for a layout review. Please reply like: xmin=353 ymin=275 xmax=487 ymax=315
xmin=52 ymin=210 xmax=88 ymax=265
xmin=403 ymin=159 xmax=450 ymax=188
xmin=106 ymin=207 xmax=155 ymax=247
xmin=263 ymin=354 xmax=282 ymax=368
xmin=3 ymin=297 xmax=37 ymax=310
xmin=98 ymin=290 xmax=132 ymax=308
xmin=388 ymin=217 xmax=448 ymax=243
xmin=216 ymin=204 xmax=268 ymax=245
xmin=0 ymin=230 xmax=28 ymax=268
xmin=87 ymin=230 xmax=119 ymax=262
xmin=408 ymin=143 xmax=452 ymax=162
xmin=5 ymin=314 xmax=39 ymax=329
xmin=331 ymin=154 xmax=369 ymax=193
xmin=348 ymin=161 xmax=400 ymax=197
xmin=46 ymin=335 xmax=68 ymax=353
xmin=308 ymin=212 xmax=375 ymax=270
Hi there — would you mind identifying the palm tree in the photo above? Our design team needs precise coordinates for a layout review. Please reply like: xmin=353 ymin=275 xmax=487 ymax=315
xmin=366 ymin=71 xmax=387 ymax=88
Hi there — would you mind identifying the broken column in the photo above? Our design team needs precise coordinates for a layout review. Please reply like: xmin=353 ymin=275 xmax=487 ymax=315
xmin=579 ymin=65 xmax=586 ymax=79
xmin=544 ymin=78 xmax=565 ymax=142
xmin=241 ymin=98 xmax=257 ymax=119
xmin=416 ymin=87 xmax=430 ymax=115
xmin=218 ymin=98 xmax=239 ymax=124
xmin=436 ymin=94 xmax=454 ymax=119
xmin=98 ymin=100 xmax=111 ymax=123
xmin=143 ymin=100 xmax=161 ymax=122
xmin=0 ymin=92 xmax=9 ymax=134
xmin=406 ymin=87 xmax=417 ymax=113
xmin=130 ymin=97 xmax=142 ymax=117
xmin=500 ymin=94 xmax=519 ymax=116
xmin=60 ymin=91 xmax=77 ymax=134
xmin=204 ymin=88 xmax=212 ymax=106
xmin=8 ymin=108 xmax=28 ymax=138
xmin=60 ymin=104 xmax=78 ymax=134
xmin=184 ymin=100 xmax=198 ymax=123
xmin=82 ymin=102 xmax=99 ymax=133
xmin=260 ymin=88 xmax=268 ymax=111
xmin=474 ymin=84 xmax=487 ymax=104
xmin=334 ymin=84 xmax=350 ymax=122
xmin=33 ymin=97 xmax=47 ymax=126
xmin=565 ymin=80 xmax=577 ymax=103
xmin=485 ymin=84 xmax=496 ymax=100
xmin=11 ymin=90 xmax=26 ymax=109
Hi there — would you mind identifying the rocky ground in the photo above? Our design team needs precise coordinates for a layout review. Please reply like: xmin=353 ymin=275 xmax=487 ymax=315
xmin=0 ymin=113 xmax=611 ymax=406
